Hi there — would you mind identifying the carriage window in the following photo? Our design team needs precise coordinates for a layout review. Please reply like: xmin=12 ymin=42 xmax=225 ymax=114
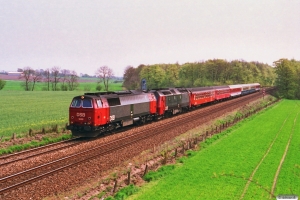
xmin=71 ymin=99 xmax=81 ymax=108
xmin=82 ymin=99 xmax=93 ymax=108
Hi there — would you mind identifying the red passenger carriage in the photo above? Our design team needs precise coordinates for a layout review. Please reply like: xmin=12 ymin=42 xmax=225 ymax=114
xmin=213 ymin=85 xmax=231 ymax=100
xmin=187 ymin=87 xmax=215 ymax=107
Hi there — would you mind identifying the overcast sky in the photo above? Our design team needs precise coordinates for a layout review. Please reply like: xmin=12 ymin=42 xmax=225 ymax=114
xmin=0 ymin=0 xmax=299 ymax=77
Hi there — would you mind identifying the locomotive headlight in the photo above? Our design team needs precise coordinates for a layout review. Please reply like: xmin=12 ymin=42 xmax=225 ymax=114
xmin=88 ymin=117 xmax=91 ymax=120
xmin=71 ymin=116 xmax=74 ymax=119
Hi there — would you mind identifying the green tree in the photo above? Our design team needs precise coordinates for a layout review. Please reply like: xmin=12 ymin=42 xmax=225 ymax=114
xmin=161 ymin=64 xmax=180 ymax=87
xmin=123 ymin=60 xmax=275 ymax=90
xmin=178 ymin=64 xmax=192 ymax=87
xmin=140 ymin=65 xmax=165 ymax=89
xmin=179 ymin=63 xmax=203 ymax=87
xmin=274 ymin=59 xmax=297 ymax=99
xmin=0 ymin=79 xmax=6 ymax=90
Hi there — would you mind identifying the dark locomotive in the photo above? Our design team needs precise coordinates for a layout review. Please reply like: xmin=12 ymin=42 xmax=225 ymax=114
xmin=67 ymin=83 xmax=261 ymax=137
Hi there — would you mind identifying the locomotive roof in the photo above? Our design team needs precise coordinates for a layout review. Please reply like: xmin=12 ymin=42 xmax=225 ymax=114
xmin=149 ymin=88 xmax=184 ymax=95
xmin=81 ymin=90 xmax=147 ymax=99
xmin=186 ymin=86 xmax=214 ymax=91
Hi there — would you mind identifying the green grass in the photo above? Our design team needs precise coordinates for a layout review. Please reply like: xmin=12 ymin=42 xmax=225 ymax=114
xmin=128 ymin=100 xmax=300 ymax=200
xmin=0 ymin=91 xmax=78 ymax=137
xmin=0 ymin=134 xmax=72 ymax=155
xmin=143 ymin=165 xmax=176 ymax=182
xmin=244 ymin=104 xmax=299 ymax=199
xmin=106 ymin=184 xmax=139 ymax=200
xmin=274 ymin=105 xmax=300 ymax=195
xmin=2 ymin=79 xmax=123 ymax=91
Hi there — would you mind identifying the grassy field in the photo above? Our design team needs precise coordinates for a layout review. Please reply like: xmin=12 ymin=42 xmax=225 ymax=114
xmin=1 ymin=79 xmax=123 ymax=91
xmin=0 ymin=81 xmax=123 ymax=138
xmin=0 ymin=91 xmax=78 ymax=137
xmin=128 ymin=100 xmax=300 ymax=200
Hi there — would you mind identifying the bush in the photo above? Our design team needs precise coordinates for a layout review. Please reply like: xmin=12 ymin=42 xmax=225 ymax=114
xmin=96 ymin=84 xmax=102 ymax=91
xmin=61 ymin=84 xmax=68 ymax=91
xmin=114 ymin=184 xmax=139 ymax=199
xmin=0 ymin=79 xmax=6 ymax=90
xmin=143 ymin=165 xmax=175 ymax=182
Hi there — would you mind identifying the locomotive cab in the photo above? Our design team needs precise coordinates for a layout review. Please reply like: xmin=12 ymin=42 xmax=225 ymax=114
xmin=67 ymin=95 xmax=109 ymax=137
xmin=67 ymin=91 xmax=157 ymax=137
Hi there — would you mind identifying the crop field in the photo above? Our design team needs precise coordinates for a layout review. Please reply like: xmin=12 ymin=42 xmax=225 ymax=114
xmin=129 ymin=100 xmax=300 ymax=200
xmin=0 ymin=91 xmax=78 ymax=137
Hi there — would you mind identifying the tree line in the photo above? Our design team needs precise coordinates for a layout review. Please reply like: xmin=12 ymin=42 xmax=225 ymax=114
xmin=18 ymin=66 xmax=80 ymax=91
xmin=0 ymin=66 xmax=115 ymax=91
xmin=123 ymin=59 xmax=276 ymax=90
xmin=2 ymin=58 xmax=299 ymax=100
xmin=274 ymin=59 xmax=300 ymax=99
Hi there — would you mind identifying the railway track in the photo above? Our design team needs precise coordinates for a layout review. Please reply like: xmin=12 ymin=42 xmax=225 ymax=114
xmin=0 ymin=89 xmax=274 ymax=198
xmin=0 ymin=137 xmax=84 ymax=166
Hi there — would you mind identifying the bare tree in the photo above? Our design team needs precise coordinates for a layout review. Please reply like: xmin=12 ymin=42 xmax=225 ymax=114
xmin=51 ymin=66 xmax=61 ymax=91
xmin=43 ymin=69 xmax=51 ymax=91
xmin=19 ymin=67 xmax=34 ymax=91
xmin=95 ymin=66 xmax=114 ymax=91
xmin=68 ymin=70 xmax=79 ymax=91
xmin=19 ymin=67 xmax=43 ymax=91
xmin=60 ymin=69 xmax=70 ymax=91
xmin=31 ymin=70 xmax=42 ymax=91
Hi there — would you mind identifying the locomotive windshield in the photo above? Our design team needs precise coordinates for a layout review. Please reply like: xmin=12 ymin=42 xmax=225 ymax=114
xmin=71 ymin=98 xmax=93 ymax=108
xmin=71 ymin=99 xmax=81 ymax=108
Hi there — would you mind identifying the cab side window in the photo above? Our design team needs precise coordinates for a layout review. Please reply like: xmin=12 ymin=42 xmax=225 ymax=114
xmin=96 ymin=99 xmax=102 ymax=108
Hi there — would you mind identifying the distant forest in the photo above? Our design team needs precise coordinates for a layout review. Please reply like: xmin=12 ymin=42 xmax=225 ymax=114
xmin=123 ymin=59 xmax=276 ymax=90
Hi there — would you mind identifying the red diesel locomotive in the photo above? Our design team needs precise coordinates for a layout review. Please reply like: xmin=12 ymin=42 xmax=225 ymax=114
xmin=67 ymin=83 xmax=260 ymax=137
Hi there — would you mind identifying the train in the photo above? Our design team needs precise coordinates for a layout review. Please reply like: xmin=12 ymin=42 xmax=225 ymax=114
xmin=67 ymin=83 xmax=261 ymax=137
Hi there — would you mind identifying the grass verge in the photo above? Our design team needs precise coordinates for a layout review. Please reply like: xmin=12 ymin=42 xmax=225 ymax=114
xmin=127 ymin=100 xmax=300 ymax=200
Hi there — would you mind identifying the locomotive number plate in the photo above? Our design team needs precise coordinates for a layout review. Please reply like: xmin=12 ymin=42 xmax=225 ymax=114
xmin=76 ymin=113 xmax=85 ymax=117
